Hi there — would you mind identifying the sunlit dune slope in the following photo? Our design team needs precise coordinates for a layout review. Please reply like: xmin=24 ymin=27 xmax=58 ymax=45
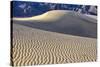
xmin=13 ymin=10 xmax=97 ymax=23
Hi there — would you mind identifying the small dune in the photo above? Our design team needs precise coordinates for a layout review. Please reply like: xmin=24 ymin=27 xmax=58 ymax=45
xmin=11 ymin=23 xmax=97 ymax=66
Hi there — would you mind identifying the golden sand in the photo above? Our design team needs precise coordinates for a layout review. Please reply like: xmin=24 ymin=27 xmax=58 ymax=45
xmin=11 ymin=23 xmax=97 ymax=66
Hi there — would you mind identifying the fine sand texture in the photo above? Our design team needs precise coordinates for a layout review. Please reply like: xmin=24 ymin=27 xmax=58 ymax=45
xmin=11 ymin=23 xmax=97 ymax=66
xmin=11 ymin=10 xmax=97 ymax=66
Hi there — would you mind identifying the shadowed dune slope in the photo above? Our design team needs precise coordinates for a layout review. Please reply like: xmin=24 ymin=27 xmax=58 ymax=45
xmin=12 ymin=23 xmax=97 ymax=66
xmin=13 ymin=10 xmax=97 ymax=38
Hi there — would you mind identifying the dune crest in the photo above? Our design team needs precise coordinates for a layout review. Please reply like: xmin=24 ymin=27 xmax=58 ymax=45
xmin=13 ymin=10 xmax=97 ymax=22
xmin=13 ymin=10 xmax=69 ymax=21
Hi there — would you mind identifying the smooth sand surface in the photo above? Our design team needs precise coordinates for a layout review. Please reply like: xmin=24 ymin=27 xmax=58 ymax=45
xmin=12 ymin=23 xmax=97 ymax=66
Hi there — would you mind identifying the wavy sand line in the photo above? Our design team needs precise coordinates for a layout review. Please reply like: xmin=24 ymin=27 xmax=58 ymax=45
xmin=11 ymin=23 xmax=97 ymax=66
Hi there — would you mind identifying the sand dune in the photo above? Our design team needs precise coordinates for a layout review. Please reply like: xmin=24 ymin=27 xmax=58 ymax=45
xmin=13 ymin=10 xmax=71 ymax=22
xmin=11 ymin=23 xmax=97 ymax=66
xmin=11 ymin=10 xmax=97 ymax=66
xmin=13 ymin=10 xmax=97 ymax=38
xmin=13 ymin=10 xmax=97 ymax=23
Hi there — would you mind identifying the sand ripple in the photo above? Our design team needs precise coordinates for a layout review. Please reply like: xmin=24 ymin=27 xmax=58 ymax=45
xmin=11 ymin=23 xmax=97 ymax=66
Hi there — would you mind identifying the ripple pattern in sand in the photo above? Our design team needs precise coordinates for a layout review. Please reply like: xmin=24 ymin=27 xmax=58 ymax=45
xmin=11 ymin=23 xmax=97 ymax=66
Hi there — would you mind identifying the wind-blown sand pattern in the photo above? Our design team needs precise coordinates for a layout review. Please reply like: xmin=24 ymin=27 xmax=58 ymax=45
xmin=12 ymin=23 xmax=97 ymax=66
xmin=11 ymin=10 xmax=97 ymax=66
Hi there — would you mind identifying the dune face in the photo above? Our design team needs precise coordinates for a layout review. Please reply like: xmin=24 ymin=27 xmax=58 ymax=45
xmin=11 ymin=10 xmax=97 ymax=66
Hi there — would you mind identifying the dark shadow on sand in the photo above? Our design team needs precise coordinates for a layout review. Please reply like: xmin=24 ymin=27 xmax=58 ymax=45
xmin=13 ymin=19 xmax=97 ymax=38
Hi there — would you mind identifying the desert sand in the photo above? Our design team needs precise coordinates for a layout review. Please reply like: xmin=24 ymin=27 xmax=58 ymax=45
xmin=11 ymin=10 xmax=97 ymax=66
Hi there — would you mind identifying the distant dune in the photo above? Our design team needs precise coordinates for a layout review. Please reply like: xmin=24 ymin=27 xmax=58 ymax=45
xmin=13 ymin=10 xmax=97 ymax=23
xmin=13 ymin=10 xmax=97 ymax=38
xmin=11 ymin=10 xmax=97 ymax=66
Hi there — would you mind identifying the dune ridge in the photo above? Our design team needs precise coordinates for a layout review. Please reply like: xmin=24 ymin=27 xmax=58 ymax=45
xmin=13 ymin=10 xmax=97 ymax=23
xmin=13 ymin=10 xmax=97 ymax=38
xmin=12 ymin=23 xmax=97 ymax=66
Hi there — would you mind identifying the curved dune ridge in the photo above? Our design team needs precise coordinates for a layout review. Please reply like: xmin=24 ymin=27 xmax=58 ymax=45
xmin=12 ymin=23 xmax=97 ymax=66
xmin=12 ymin=10 xmax=97 ymax=38
xmin=13 ymin=10 xmax=97 ymax=23
xmin=13 ymin=10 xmax=70 ymax=22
